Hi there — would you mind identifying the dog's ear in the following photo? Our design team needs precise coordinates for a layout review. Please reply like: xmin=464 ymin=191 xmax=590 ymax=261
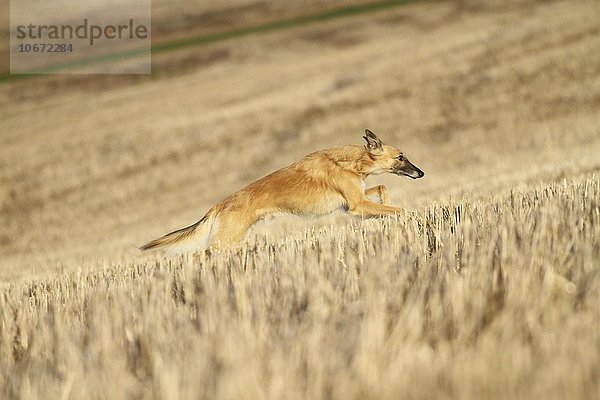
xmin=363 ymin=129 xmax=384 ymax=155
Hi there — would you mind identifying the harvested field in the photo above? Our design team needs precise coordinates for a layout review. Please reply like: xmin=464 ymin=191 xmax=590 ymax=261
xmin=1 ymin=0 xmax=599 ymax=398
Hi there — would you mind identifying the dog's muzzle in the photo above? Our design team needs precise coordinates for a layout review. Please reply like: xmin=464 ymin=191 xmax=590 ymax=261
xmin=395 ymin=160 xmax=425 ymax=179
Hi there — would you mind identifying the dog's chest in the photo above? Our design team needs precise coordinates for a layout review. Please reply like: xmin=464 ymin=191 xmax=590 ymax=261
xmin=311 ymin=191 xmax=348 ymax=216
xmin=308 ymin=180 xmax=364 ymax=216
xmin=286 ymin=188 xmax=346 ymax=217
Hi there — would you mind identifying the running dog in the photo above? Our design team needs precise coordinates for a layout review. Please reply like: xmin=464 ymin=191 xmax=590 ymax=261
xmin=141 ymin=129 xmax=424 ymax=252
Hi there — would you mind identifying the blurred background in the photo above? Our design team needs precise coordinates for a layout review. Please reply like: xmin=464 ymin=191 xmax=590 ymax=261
xmin=1 ymin=0 xmax=599 ymax=279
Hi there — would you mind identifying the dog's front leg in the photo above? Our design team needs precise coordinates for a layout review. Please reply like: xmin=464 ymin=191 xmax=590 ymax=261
xmin=338 ymin=179 xmax=403 ymax=218
xmin=347 ymin=200 xmax=404 ymax=218
xmin=365 ymin=185 xmax=390 ymax=205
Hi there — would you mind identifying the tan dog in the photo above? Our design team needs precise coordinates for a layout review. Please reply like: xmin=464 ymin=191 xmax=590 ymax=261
xmin=141 ymin=129 xmax=424 ymax=252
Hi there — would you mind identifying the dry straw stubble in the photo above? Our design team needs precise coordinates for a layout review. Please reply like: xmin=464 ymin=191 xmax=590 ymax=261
xmin=1 ymin=175 xmax=598 ymax=400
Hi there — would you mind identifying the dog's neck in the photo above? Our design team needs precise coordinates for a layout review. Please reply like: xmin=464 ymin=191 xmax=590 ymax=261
xmin=331 ymin=151 xmax=384 ymax=179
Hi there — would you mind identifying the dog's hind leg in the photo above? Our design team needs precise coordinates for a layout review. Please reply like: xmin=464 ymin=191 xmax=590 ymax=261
xmin=210 ymin=211 xmax=257 ymax=248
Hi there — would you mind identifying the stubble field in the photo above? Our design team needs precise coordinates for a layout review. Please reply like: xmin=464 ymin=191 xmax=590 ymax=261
xmin=1 ymin=0 xmax=599 ymax=398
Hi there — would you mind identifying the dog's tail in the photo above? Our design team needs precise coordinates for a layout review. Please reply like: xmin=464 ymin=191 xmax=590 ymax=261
xmin=140 ymin=210 xmax=218 ymax=253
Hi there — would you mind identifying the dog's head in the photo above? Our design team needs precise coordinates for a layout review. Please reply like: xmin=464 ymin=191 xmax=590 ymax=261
xmin=363 ymin=129 xmax=425 ymax=179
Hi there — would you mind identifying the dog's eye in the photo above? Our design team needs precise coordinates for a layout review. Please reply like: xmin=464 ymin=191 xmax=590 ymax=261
xmin=397 ymin=154 xmax=405 ymax=161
